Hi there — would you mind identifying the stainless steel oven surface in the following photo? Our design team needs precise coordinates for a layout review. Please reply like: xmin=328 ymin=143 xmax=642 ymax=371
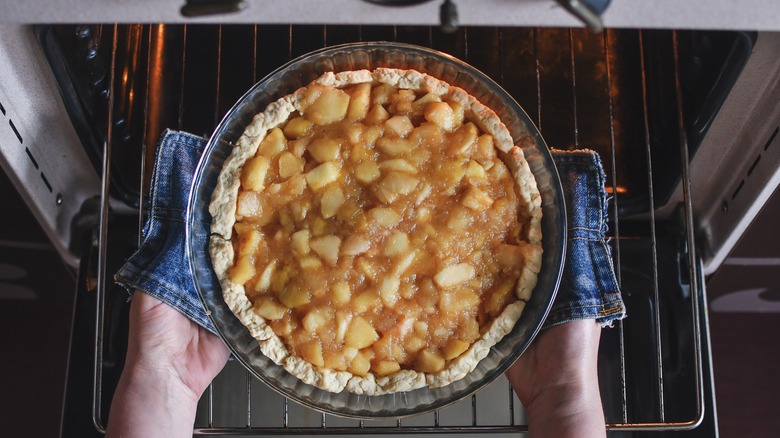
xmin=1 ymin=3 xmax=780 ymax=437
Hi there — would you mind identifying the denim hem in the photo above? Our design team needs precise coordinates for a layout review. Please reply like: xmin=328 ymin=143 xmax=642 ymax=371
xmin=115 ymin=266 xmax=217 ymax=335
xmin=543 ymin=297 xmax=627 ymax=329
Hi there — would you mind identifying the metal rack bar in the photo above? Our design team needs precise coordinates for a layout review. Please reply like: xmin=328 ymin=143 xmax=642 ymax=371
xmin=192 ymin=426 xmax=533 ymax=435
xmin=671 ymin=29 xmax=706 ymax=430
xmin=533 ymin=28 xmax=541 ymax=130
xmin=90 ymin=25 xmax=709 ymax=435
xmin=569 ymin=29 xmax=579 ymax=148
xmin=601 ymin=29 xmax=628 ymax=425
xmin=508 ymin=383 xmax=515 ymax=426
xmin=92 ymin=23 xmax=119 ymax=435
xmin=637 ymin=29 xmax=666 ymax=422
xmin=137 ymin=25 xmax=152 ymax=244
xmin=246 ymin=370 xmax=252 ymax=427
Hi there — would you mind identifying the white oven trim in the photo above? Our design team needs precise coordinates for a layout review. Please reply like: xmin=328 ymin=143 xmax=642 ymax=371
xmin=0 ymin=25 xmax=100 ymax=267
xmin=0 ymin=0 xmax=779 ymax=31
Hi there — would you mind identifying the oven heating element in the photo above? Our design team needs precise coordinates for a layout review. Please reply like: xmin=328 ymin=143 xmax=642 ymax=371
xmin=87 ymin=24 xmax=713 ymax=435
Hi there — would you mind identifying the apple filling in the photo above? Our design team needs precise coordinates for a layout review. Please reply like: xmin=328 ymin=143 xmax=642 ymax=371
xmin=229 ymin=80 xmax=527 ymax=377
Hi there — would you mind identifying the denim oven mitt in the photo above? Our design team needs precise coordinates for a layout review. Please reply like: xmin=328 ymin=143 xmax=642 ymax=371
xmin=114 ymin=131 xmax=217 ymax=334
xmin=545 ymin=149 xmax=625 ymax=328
xmin=115 ymin=130 xmax=626 ymax=335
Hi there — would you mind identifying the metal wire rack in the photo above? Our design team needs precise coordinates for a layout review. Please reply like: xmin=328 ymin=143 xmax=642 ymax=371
xmin=90 ymin=23 xmax=709 ymax=434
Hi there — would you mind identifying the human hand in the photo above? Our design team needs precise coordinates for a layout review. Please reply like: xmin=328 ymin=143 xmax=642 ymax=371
xmin=106 ymin=292 xmax=230 ymax=438
xmin=506 ymin=319 xmax=606 ymax=438
xmin=124 ymin=291 xmax=230 ymax=397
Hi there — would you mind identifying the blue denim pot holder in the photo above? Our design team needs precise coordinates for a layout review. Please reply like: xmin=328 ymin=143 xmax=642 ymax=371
xmin=545 ymin=149 xmax=625 ymax=328
xmin=114 ymin=131 xmax=218 ymax=334
xmin=115 ymin=130 xmax=626 ymax=336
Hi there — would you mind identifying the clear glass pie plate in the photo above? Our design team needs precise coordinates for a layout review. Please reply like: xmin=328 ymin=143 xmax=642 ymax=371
xmin=186 ymin=42 xmax=566 ymax=419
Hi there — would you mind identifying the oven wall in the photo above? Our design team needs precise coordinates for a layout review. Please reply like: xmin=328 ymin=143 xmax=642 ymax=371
xmin=0 ymin=169 xmax=76 ymax=438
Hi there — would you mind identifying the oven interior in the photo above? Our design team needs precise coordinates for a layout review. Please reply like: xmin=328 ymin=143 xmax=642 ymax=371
xmin=46 ymin=23 xmax=748 ymax=436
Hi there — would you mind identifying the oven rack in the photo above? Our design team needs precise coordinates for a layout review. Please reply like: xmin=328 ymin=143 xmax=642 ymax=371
xmin=91 ymin=24 xmax=708 ymax=434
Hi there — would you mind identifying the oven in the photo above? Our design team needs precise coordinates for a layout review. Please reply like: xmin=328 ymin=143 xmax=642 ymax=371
xmin=1 ymin=2 xmax=779 ymax=437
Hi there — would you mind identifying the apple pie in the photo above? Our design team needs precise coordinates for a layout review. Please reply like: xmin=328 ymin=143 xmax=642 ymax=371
xmin=209 ymin=68 xmax=542 ymax=395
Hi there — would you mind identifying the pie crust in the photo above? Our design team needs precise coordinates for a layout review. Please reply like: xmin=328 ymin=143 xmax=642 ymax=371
xmin=209 ymin=68 xmax=542 ymax=395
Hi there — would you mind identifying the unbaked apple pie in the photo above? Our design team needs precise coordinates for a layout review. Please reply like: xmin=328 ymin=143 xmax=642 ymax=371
xmin=209 ymin=68 xmax=542 ymax=395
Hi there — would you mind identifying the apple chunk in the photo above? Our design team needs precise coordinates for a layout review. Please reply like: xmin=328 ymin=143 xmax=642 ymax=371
xmin=354 ymin=161 xmax=381 ymax=184
xmin=282 ymin=117 xmax=313 ymax=139
xmin=442 ymin=339 xmax=470 ymax=360
xmin=258 ymin=128 xmax=287 ymax=157
xmin=229 ymin=255 xmax=255 ymax=285
xmin=433 ymin=263 xmax=476 ymax=289
xmin=302 ymin=307 xmax=334 ymax=334
xmin=299 ymin=340 xmax=325 ymax=367
xmin=347 ymin=82 xmax=371 ymax=121
xmin=439 ymin=287 xmax=480 ymax=313
xmin=348 ymin=352 xmax=371 ymax=376
xmin=373 ymin=360 xmax=401 ymax=377
xmin=253 ymin=296 xmax=288 ymax=320
xmin=320 ymin=186 xmax=346 ymax=219
xmin=424 ymin=101 xmax=455 ymax=132
xmin=290 ymin=230 xmax=311 ymax=258
xmin=241 ymin=156 xmax=270 ymax=191
xmin=308 ymin=138 xmax=341 ymax=163
xmin=340 ymin=234 xmax=371 ymax=256
xmin=385 ymin=115 xmax=414 ymax=138
xmin=416 ymin=349 xmax=446 ymax=373
xmin=305 ymin=86 xmax=350 ymax=125
xmin=310 ymin=235 xmax=342 ymax=266
xmin=376 ymin=137 xmax=412 ymax=157
xmin=383 ymin=231 xmax=409 ymax=257
xmin=374 ymin=172 xmax=419 ymax=204
xmin=278 ymin=152 xmax=304 ymax=179
xmin=345 ymin=316 xmax=379 ymax=349
xmin=462 ymin=186 xmax=494 ymax=211
xmin=305 ymin=161 xmax=340 ymax=191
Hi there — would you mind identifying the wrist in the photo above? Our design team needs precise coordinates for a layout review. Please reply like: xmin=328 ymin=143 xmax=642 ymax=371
xmin=524 ymin=378 xmax=605 ymax=438
xmin=123 ymin=361 xmax=201 ymax=407
xmin=106 ymin=361 xmax=200 ymax=438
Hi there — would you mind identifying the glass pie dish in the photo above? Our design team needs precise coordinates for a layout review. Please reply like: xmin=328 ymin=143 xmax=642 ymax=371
xmin=186 ymin=42 xmax=566 ymax=418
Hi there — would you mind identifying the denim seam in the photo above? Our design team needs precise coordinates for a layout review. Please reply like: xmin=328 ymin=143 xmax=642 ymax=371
xmin=152 ymin=215 xmax=185 ymax=223
xmin=587 ymin=161 xmax=613 ymax=320
xmin=544 ymin=314 xmax=616 ymax=329
xmin=589 ymin=240 xmax=619 ymax=310
xmin=140 ymin=289 xmax=214 ymax=333
xmin=128 ymin=211 xmax=162 ymax=261
xmin=599 ymin=303 xmax=624 ymax=315
xmin=131 ymin=273 xmax=206 ymax=321
xmin=149 ymin=131 xmax=204 ymax=212
xmin=149 ymin=136 xmax=165 ymax=213
xmin=114 ymin=245 xmax=203 ymax=310
xmin=569 ymin=226 xmax=600 ymax=232
xmin=547 ymin=299 xmax=622 ymax=316
xmin=152 ymin=206 xmax=186 ymax=212
xmin=570 ymin=237 xmax=602 ymax=242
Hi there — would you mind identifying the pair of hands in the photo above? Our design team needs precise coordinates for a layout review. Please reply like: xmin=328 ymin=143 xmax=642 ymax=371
xmin=106 ymin=292 xmax=604 ymax=438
